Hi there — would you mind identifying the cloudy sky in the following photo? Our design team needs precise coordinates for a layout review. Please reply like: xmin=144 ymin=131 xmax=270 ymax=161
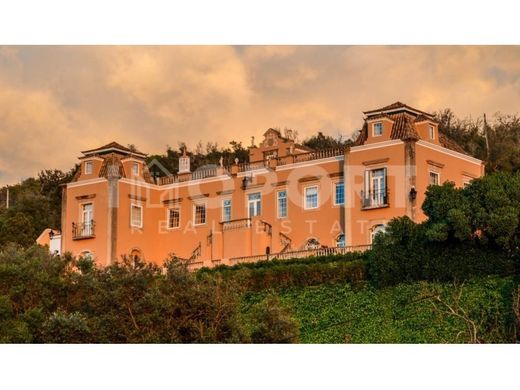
xmin=1 ymin=46 xmax=520 ymax=185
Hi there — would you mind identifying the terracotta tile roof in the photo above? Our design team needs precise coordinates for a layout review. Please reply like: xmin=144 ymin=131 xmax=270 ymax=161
xmin=389 ymin=112 xmax=420 ymax=141
xmin=438 ymin=133 xmax=466 ymax=154
xmin=414 ymin=114 xmax=437 ymax=123
xmin=81 ymin=141 xmax=146 ymax=156
xmin=353 ymin=108 xmax=466 ymax=154
xmin=363 ymin=101 xmax=434 ymax=118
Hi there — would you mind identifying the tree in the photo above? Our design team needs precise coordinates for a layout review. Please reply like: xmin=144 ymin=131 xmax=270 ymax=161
xmin=302 ymin=131 xmax=348 ymax=150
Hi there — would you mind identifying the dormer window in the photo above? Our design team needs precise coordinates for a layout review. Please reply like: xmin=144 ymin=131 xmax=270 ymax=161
xmin=132 ymin=162 xmax=139 ymax=176
xmin=373 ymin=122 xmax=383 ymax=137
xmin=84 ymin=161 xmax=93 ymax=175
xmin=428 ymin=125 xmax=435 ymax=140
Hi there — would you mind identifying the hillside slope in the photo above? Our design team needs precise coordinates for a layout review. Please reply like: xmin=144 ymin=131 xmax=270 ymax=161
xmin=245 ymin=276 xmax=517 ymax=343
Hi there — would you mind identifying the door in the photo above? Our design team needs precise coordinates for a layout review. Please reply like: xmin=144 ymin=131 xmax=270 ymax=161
xmin=82 ymin=203 xmax=93 ymax=236
xmin=371 ymin=168 xmax=386 ymax=206
xmin=247 ymin=192 xmax=261 ymax=217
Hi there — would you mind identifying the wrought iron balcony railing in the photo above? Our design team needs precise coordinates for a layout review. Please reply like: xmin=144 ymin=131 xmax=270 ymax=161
xmin=72 ymin=220 xmax=95 ymax=240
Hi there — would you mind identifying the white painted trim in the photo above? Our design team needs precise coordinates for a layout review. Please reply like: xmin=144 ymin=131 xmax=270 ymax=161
xmin=276 ymin=189 xmax=288 ymax=219
xmin=121 ymin=156 xmax=146 ymax=163
xmin=78 ymin=156 xmax=104 ymax=162
xmin=428 ymin=124 xmax=435 ymax=140
xmin=166 ymin=206 xmax=180 ymax=230
xmin=83 ymin=147 xmax=146 ymax=158
xmin=365 ymin=107 xmax=433 ymax=118
xmin=131 ymin=161 xmax=140 ymax=176
xmin=366 ymin=117 xmax=394 ymax=123
xmin=193 ymin=202 xmax=207 ymax=226
xmin=246 ymin=191 xmax=262 ymax=218
xmin=303 ymin=185 xmax=319 ymax=210
xmin=372 ymin=122 xmax=384 ymax=137
xmin=350 ymin=139 xmax=404 ymax=152
xmin=84 ymin=160 xmax=94 ymax=175
xmin=130 ymin=203 xmax=143 ymax=228
xmin=67 ymin=177 xmax=107 ymax=188
xmin=237 ymin=168 xmax=270 ymax=177
xmin=221 ymin=198 xmax=232 ymax=222
xmin=416 ymin=140 xmax=483 ymax=165
xmin=333 ymin=181 xmax=345 ymax=206
xmin=276 ymin=155 xmax=344 ymax=171
xmin=428 ymin=170 xmax=441 ymax=186
xmin=119 ymin=174 xmax=231 ymax=190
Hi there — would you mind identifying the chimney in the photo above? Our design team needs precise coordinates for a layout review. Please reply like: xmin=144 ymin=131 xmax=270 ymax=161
xmin=179 ymin=148 xmax=191 ymax=173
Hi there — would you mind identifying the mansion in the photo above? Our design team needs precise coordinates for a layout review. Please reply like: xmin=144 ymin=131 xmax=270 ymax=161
xmin=60 ymin=102 xmax=484 ymax=268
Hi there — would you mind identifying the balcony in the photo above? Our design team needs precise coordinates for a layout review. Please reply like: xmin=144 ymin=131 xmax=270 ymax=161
xmin=229 ymin=244 xmax=372 ymax=265
xmin=361 ymin=189 xmax=389 ymax=209
xmin=158 ymin=166 xmax=220 ymax=185
xmin=220 ymin=218 xmax=252 ymax=231
xmin=72 ymin=220 xmax=95 ymax=240
xmin=276 ymin=147 xmax=345 ymax=166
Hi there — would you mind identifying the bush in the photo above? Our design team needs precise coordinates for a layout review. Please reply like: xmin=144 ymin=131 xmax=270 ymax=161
xmin=367 ymin=217 xmax=516 ymax=287
xmin=199 ymin=258 xmax=366 ymax=291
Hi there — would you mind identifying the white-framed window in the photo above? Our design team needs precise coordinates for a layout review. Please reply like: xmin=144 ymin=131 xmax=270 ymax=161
xmin=132 ymin=162 xmax=139 ymax=176
xmin=363 ymin=168 xmax=387 ymax=208
xmin=371 ymin=224 xmax=386 ymax=243
xmin=167 ymin=207 xmax=180 ymax=229
xmin=193 ymin=203 xmax=206 ymax=225
xmin=222 ymin=199 xmax=232 ymax=222
xmin=336 ymin=233 xmax=345 ymax=248
xmin=81 ymin=203 xmax=93 ymax=236
xmin=247 ymin=192 xmax=261 ymax=217
xmin=84 ymin=161 xmax=93 ymax=175
xmin=130 ymin=204 xmax=143 ymax=228
xmin=429 ymin=171 xmax=440 ymax=186
xmin=277 ymin=190 xmax=288 ymax=218
xmin=373 ymin=122 xmax=383 ymax=137
xmin=304 ymin=186 xmax=319 ymax=210
xmin=428 ymin=125 xmax=435 ymax=140
xmin=334 ymin=182 xmax=345 ymax=205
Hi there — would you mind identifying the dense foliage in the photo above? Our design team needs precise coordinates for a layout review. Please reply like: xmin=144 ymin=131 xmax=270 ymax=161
xmin=0 ymin=168 xmax=77 ymax=246
xmin=0 ymin=245 xmax=299 ymax=343
xmin=367 ymin=172 xmax=520 ymax=287
xmin=435 ymin=108 xmax=520 ymax=173
xmin=246 ymin=277 xmax=518 ymax=343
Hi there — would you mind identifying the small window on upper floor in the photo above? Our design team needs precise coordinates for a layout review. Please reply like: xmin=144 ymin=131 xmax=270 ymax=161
xmin=429 ymin=171 xmax=440 ymax=186
xmin=132 ymin=162 xmax=139 ymax=176
xmin=428 ymin=125 xmax=435 ymax=140
xmin=84 ymin=161 xmax=93 ymax=175
xmin=373 ymin=122 xmax=383 ymax=137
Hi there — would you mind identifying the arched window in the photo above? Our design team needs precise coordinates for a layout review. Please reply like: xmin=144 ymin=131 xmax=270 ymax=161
xmin=371 ymin=224 xmax=386 ymax=243
xmin=336 ymin=234 xmax=345 ymax=248
xmin=130 ymin=248 xmax=142 ymax=261
xmin=305 ymin=238 xmax=320 ymax=250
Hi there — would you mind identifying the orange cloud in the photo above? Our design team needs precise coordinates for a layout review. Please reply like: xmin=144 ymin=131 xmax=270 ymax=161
xmin=1 ymin=46 xmax=520 ymax=186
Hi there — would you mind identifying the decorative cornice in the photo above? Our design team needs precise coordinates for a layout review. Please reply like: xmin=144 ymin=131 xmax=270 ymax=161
xmin=128 ymin=194 xmax=147 ymax=202
xmin=75 ymin=194 xmax=96 ymax=200
xmin=426 ymin=160 xmax=445 ymax=169
xmin=362 ymin=158 xmax=390 ymax=166
xmin=298 ymin=175 xmax=322 ymax=183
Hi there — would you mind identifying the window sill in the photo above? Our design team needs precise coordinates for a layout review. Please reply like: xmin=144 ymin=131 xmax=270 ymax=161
xmin=72 ymin=235 xmax=95 ymax=241
xmin=361 ymin=204 xmax=389 ymax=210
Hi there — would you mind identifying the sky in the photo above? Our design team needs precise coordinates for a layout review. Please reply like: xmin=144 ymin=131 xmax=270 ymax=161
xmin=1 ymin=45 xmax=520 ymax=186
